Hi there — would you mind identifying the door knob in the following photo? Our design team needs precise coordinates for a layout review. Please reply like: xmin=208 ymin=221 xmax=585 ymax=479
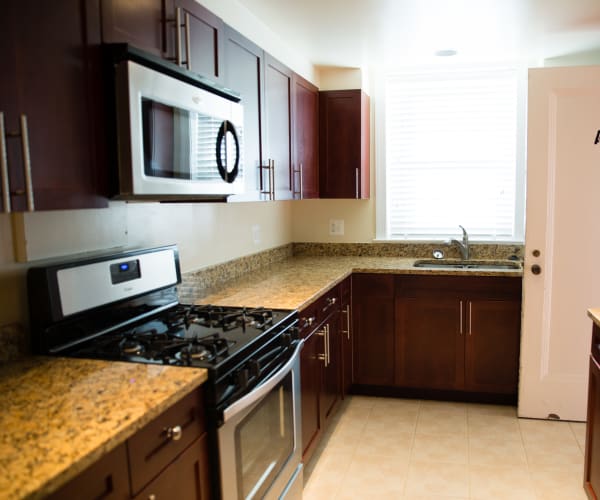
xmin=531 ymin=264 xmax=542 ymax=275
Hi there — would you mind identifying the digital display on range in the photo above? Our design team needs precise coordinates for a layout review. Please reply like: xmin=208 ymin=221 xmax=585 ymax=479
xmin=110 ymin=259 xmax=141 ymax=284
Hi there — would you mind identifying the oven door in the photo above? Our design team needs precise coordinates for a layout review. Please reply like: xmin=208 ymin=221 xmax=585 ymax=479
xmin=218 ymin=340 xmax=304 ymax=500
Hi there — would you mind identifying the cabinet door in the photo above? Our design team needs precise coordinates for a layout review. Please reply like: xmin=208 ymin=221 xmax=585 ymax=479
xmin=224 ymin=26 xmax=265 ymax=202
xmin=301 ymin=330 xmax=321 ymax=460
xmin=292 ymin=73 xmax=319 ymax=199
xmin=133 ymin=435 xmax=211 ymax=500
xmin=264 ymin=54 xmax=293 ymax=200
xmin=465 ymin=298 xmax=521 ymax=394
xmin=396 ymin=295 xmax=465 ymax=390
xmin=168 ymin=0 xmax=223 ymax=82
xmin=101 ymin=0 xmax=166 ymax=56
xmin=320 ymin=313 xmax=341 ymax=422
xmin=0 ymin=0 xmax=108 ymax=211
xmin=319 ymin=90 xmax=369 ymax=199
xmin=46 ymin=443 xmax=130 ymax=500
xmin=340 ymin=277 xmax=353 ymax=397
xmin=352 ymin=274 xmax=395 ymax=386
xmin=585 ymin=355 xmax=600 ymax=498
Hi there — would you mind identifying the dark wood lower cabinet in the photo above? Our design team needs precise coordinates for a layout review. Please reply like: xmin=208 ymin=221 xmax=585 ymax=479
xmin=133 ymin=434 xmax=211 ymax=500
xmin=352 ymin=274 xmax=395 ymax=386
xmin=396 ymin=296 xmax=464 ymax=390
xmin=47 ymin=442 xmax=130 ymax=500
xmin=47 ymin=388 xmax=211 ymax=500
xmin=301 ymin=328 xmax=321 ymax=460
xmin=340 ymin=277 xmax=353 ymax=397
xmin=585 ymin=323 xmax=600 ymax=499
xmin=465 ymin=298 xmax=521 ymax=394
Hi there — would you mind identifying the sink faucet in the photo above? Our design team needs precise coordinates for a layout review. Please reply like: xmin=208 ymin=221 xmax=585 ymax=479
xmin=449 ymin=225 xmax=470 ymax=260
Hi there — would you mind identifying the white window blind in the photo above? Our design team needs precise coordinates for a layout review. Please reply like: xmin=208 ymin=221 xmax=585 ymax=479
xmin=384 ymin=65 xmax=519 ymax=241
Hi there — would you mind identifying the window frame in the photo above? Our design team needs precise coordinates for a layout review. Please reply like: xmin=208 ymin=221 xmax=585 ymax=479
xmin=375 ymin=62 xmax=528 ymax=243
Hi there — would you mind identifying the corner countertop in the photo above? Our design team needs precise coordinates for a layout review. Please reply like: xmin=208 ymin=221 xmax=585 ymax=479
xmin=589 ymin=308 xmax=600 ymax=327
xmin=192 ymin=255 xmax=523 ymax=310
xmin=0 ymin=357 xmax=207 ymax=500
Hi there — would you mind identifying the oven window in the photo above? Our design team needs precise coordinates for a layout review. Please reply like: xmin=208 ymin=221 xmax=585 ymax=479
xmin=141 ymin=98 xmax=226 ymax=182
xmin=235 ymin=372 xmax=295 ymax=500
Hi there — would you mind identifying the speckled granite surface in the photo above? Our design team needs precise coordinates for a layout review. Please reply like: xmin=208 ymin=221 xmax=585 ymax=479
xmin=0 ymin=357 xmax=207 ymax=500
xmin=191 ymin=255 xmax=523 ymax=310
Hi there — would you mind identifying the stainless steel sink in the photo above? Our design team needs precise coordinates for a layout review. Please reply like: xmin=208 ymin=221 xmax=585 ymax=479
xmin=412 ymin=259 xmax=521 ymax=270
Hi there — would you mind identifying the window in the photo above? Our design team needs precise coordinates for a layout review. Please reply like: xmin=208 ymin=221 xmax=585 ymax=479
xmin=377 ymin=64 xmax=526 ymax=242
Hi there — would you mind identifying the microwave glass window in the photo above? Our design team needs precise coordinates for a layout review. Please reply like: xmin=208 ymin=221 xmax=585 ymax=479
xmin=141 ymin=98 xmax=242 ymax=182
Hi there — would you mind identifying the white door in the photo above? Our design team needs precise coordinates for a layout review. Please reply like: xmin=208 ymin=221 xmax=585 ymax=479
xmin=519 ymin=66 xmax=600 ymax=421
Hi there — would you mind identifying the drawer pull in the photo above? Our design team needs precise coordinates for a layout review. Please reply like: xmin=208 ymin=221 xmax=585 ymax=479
xmin=166 ymin=425 xmax=182 ymax=441
xmin=149 ymin=495 xmax=156 ymax=500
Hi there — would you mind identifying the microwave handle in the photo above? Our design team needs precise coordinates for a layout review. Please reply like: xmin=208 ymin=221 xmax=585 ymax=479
xmin=222 ymin=339 xmax=304 ymax=423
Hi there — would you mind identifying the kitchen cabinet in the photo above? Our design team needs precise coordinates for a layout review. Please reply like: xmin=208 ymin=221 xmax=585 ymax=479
xmin=291 ymin=73 xmax=319 ymax=199
xmin=319 ymin=90 xmax=370 ymax=199
xmin=299 ymin=285 xmax=342 ymax=463
xmin=0 ymin=0 xmax=109 ymax=211
xmin=166 ymin=0 xmax=224 ymax=83
xmin=47 ymin=387 xmax=211 ymax=500
xmin=263 ymin=54 xmax=294 ymax=201
xmin=46 ymin=442 xmax=130 ymax=500
xmin=395 ymin=275 xmax=521 ymax=397
xmin=340 ymin=276 xmax=353 ymax=396
xmin=585 ymin=321 xmax=600 ymax=499
xmin=352 ymin=274 xmax=395 ymax=386
xmin=224 ymin=26 xmax=265 ymax=202
xmin=100 ymin=0 xmax=166 ymax=57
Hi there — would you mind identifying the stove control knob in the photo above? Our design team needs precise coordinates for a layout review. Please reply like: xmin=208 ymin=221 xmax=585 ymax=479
xmin=237 ymin=368 xmax=249 ymax=389
xmin=281 ymin=333 xmax=292 ymax=348
xmin=249 ymin=359 xmax=261 ymax=378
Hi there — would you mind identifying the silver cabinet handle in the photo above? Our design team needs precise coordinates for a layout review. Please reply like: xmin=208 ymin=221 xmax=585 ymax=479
xmin=355 ymin=168 xmax=359 ymax=198
xmin=326 ymin=323 xmax=330 ymax=366
xmin=20 ymin=115 xmax=34 ymax=211
xmin=341 ymin=305 xmax=350 ymax=340
xmin=459 ymin=300 xmax=463 ymax=335
xmin=270 ymin=159 xmax=275 ymax=200
xmin=468 ymin=302 xmax=472 ymax=335
xmin=0 ymin=113 xmax=34 ymax=212
xmin=0 ymin=112 xmax=11 ymax=213
xmin=299 ymin=162 xmax=303 ymax=200
xmin=166 ymin=425 xmax=182 ymax=441
xmin=175 ymin=7 xmax=182 ymax=66
xmin=183 ymin=12 xmax=191 ymax=70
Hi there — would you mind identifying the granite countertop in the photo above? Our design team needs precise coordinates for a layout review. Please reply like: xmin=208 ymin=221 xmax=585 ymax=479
xmin=0 ymin=357 xmax=207 ymax=500
xmin=194 ymin=255 xmax=523 ymax=310
xmin=589 ymin=308 xmax=600 ymax=327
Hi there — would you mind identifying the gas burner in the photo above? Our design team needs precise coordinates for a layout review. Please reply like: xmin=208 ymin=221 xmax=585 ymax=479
xmin=177 ymin=344 xmax=214 ymax=363
xmin=119 ymin=336 xmax=144 ymax=356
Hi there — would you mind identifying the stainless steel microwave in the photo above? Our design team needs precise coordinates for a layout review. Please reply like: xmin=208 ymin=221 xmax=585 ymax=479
xmin=113 ymin=58 xmax=244 ymax=200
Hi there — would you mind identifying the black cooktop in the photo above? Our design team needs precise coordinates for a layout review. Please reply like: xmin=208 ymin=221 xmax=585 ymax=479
xmin=64 ymin=304 xmax=296 ymax=372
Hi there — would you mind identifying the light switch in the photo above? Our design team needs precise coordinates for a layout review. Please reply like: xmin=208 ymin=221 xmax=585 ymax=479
xmin=329 ymin=219 xmax=344 ymax=236
xmin=252 ymin=224 xmax=261 ymax=244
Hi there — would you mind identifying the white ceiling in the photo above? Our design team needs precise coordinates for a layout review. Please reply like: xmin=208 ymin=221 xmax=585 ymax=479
xmin=236 ymin=0 xmax=600 ymax=67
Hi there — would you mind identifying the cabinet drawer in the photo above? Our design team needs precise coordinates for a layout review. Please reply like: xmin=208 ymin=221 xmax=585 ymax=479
xmin=313 ymin=286 xmax=341 ymax=324
xmin=47 ymin=442 xmax=129 ymax=500
xmin=128 ymin=388 xmax=206 ymax=495
xmin=132 ymin=434 xmax=211 ymax=500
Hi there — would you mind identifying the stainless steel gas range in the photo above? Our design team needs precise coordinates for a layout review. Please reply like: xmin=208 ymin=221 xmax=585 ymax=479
xmin=27 ymin=245 xmax=304 ymax=500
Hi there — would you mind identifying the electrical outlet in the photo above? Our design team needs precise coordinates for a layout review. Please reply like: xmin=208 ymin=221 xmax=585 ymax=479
xmin=329 ymin=219 xmax=344 ymax=236
xmin=252 ymin=224 xmax=261 ymax=244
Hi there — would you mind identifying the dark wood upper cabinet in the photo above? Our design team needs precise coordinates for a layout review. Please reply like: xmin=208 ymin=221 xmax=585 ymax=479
xmin=100 ymin=0 xmax=166 ymax=56
xmin=166 ymin=0 xmax=224 ymax=83
xmin=291 ymin=73 xmax=319 ymax=199
xmin=319 ymin=90 xmax=370 ymax=199
xmin=264 ymin=54 xmax=293 ymax=201
xmin=223 ymin=26 xmax=265 ymax=202
xmin=0 ymin=0 xmax=109 ymax=211
xmin=585 ymin=323 xmax=600 ymax=499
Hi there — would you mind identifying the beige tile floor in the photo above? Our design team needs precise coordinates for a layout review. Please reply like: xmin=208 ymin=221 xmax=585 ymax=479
xmin=303 ymin=396 xmax=588 ymax=500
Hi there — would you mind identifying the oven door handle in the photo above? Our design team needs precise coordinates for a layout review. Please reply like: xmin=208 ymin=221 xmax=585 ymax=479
xmin=222 ymin=339 xmax=304 ymax=423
